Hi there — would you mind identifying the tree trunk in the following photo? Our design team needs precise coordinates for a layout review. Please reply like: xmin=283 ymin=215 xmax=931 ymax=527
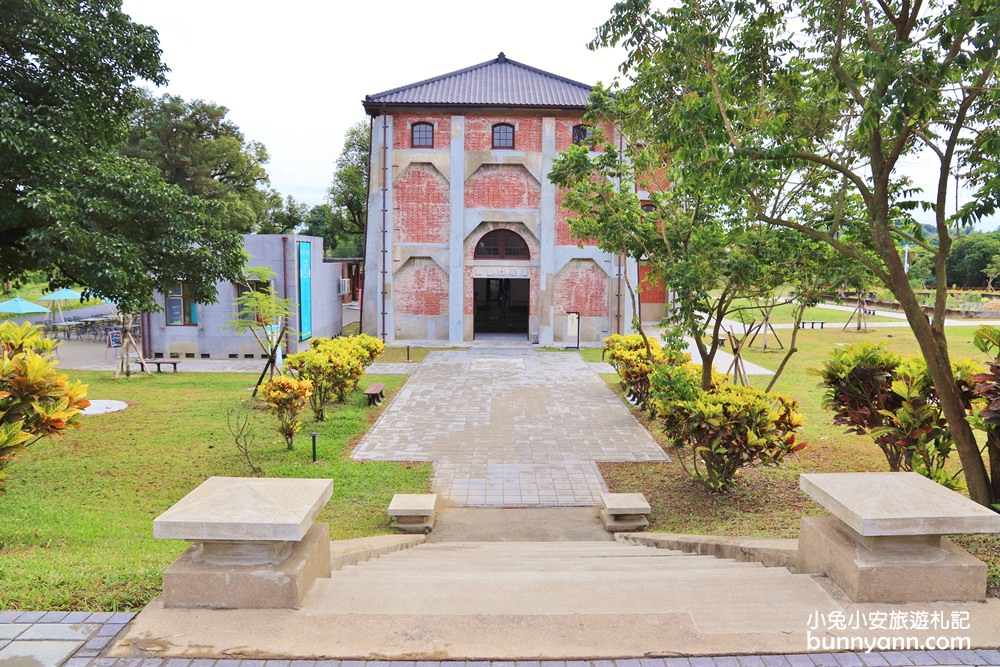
xmin=883 ymin=240 xmax=995 ymax=506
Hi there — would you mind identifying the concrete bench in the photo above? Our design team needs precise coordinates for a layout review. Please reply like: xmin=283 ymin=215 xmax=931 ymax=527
xmin=600 ymin=493 xmax=650 ymax=532
xmin=798 ymin=472 xmax=1000 ymax=602
xmin=388 ymin=493 xmax=437 ymax=533
xmin=153 ymin=476 xmax=333 ymax=609
xmin=364 ymin=382 xmax=386 ymax=407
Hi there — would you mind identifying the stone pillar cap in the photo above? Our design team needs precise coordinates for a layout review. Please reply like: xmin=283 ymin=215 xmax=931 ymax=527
xmin=800 ymin=472 xmax=1000 ymax=537
xmin=154 ymin=477 xmax=333 ymax=542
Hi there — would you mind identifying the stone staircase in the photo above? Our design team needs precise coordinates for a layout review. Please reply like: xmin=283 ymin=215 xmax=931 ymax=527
xmin=113 ymin=538 xmax=1000 ymax=659
xmin=291 ymin=540 xmax=838 ymax=657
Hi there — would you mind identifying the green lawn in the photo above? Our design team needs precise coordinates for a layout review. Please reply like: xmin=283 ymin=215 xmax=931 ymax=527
xmin=0 ymin=370 xmax=430 ymax=611
xmin=727 ymin=299 xmax=901 ymax=325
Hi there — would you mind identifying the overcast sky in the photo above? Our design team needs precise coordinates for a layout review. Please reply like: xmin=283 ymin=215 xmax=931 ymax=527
xmin=120 ymin=0 xmax=628 ymax=208
xmin=120 ymin=0 xmax=992 ymax=230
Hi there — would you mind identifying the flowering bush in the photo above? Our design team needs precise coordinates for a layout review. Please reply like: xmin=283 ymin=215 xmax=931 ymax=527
xmin=349 ymin=333 xmax=385 ymax=367
xmin=603 ymin=334 xmax=665 ymax=412
xmin=260 ymin=375 xmax=312 ymax=450
xmin=289 ymin=335 xmax=384 ymax=420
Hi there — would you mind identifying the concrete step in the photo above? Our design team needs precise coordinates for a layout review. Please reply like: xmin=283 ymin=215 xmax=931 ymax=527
xmin=309 ymin=559 xmax=820 ymax=616
xmin=346 ymin=553 xmax=762 ymax=572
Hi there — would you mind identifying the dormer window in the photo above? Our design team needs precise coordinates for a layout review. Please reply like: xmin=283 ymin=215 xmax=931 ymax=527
xmin=412 ymin=122 xmax=434 ymax=148
xmin=572 ymin=124 xmax=593 ymax=145
xmin=492 ymin=123 xmax=514 ymax=150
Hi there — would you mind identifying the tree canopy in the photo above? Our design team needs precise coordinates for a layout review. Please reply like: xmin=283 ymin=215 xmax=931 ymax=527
xmin=328 ymin=121 xmax=370 ymax=238
xmin=124 ymin=91 xmax=271 ymax=233
xmin=584 ymin=0 xmax=1000 ymax=505
xmin=946 ymin=232 xmax=1000 ymax=288
xmin=0 ymin=0 xmax=246 ymax=316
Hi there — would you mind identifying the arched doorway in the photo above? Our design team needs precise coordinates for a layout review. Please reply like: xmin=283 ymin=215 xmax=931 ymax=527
xmin=473 ymin=229 xmax=530 ymax=337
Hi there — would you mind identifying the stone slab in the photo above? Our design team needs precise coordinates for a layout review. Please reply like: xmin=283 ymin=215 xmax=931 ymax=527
xmin=153 ymin=477 xmax=333 ymax=542
xmin=0 ymin=639 xmax=82 ymax=666
xmin=17 ymin=623 xmax=100 ymax=641
xmin=162 ymin=522 xmax=331 ymax=609
xmin=601 ymin=493 xmax=650 ymax=515
xmin=797 ymin=515 xmax=986 ymax=602
xmin=800 ymin=472 xmax=1000 ymax=536
xmin=388 ymin=494 xmax=437 ymax=517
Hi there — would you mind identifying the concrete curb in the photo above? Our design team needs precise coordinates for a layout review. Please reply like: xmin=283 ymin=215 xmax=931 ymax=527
xmin=616 ymin=532 xmax=799 ymax=569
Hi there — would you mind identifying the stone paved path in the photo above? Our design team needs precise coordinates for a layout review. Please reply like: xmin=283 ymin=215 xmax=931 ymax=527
xmin=352 ymin=349 xmax=667 ymax=506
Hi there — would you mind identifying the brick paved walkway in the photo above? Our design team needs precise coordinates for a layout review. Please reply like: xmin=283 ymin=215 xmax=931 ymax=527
xmin=352 ymin=349 xmax=667 ymax=506
xmin=1 ymin=611 xmax=998 ymax=667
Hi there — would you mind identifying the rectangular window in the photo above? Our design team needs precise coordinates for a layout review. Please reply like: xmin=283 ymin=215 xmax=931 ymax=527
xmin=166 ymin=282 xmax=198 ymax=326
xmin=412 ymin=122 xmax=434 ymax=148
xmin=492 ymin=123 xmax=514 ymax=149
xmin=235 ymin=280 xmax=272 ymax=324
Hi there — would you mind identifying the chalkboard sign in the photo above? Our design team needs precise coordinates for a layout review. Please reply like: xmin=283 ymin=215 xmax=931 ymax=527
xmin=108 ymin=330 xmax=123 ymax=349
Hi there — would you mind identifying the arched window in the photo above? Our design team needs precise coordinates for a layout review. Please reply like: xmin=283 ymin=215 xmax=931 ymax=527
xmin=572 ymin=124 xmax=593 ymax=145
xmin=492 ymin=123 xmax=514 ymax=149
xmin=475 ymin=229 xmax=530 ymax=260
xmin=411 ymin=122 xmax=433 ymax=148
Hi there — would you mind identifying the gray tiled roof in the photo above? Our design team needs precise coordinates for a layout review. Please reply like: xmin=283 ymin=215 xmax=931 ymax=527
xmin=363 ymin=53 xmax=593 ymax=113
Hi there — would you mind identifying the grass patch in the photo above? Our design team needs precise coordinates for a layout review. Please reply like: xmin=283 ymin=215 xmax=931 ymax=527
xmin=378 ymin=346 xmax=459 ymax=363
xmin=600 ymin=325 xmax=1000 ymax=593
xmin=0 ymin=370 xmax=430 ymax=611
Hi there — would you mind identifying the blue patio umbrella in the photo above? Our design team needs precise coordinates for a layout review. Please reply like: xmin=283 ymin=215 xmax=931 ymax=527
xmin=39 ymin=288 xmax=83 ymax=301
xmin=38 ymin=288 xmax=83 ymax=322
xmin=0 ymin=296 xmax=50 ymax=315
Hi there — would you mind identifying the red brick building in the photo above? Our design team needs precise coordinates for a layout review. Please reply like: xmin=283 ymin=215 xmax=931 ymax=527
xmin=361 ymin=53 xmax=657 ymax=344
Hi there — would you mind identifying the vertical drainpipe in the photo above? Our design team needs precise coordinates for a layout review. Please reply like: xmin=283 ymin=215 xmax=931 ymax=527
xmin=358 ymin=115 xmax=374 ymax=335
xmin=616 ymin=129 xmax=624 ymax=334
xmin=281 ymin=235 xmax=289 ymax=353
xmin=141 ymin=311 xmax=151 ymax=358
xmin=380 ymin=104 xmax=389 ymax=343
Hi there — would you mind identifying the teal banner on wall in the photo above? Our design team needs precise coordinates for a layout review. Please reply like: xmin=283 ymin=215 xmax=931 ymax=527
xmin=298 ymin=241 xmax=312 ymax=340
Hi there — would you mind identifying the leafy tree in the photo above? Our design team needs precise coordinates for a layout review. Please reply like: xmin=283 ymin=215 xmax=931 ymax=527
xmin=590 ymin=0 xmax=1000 ymax=507
xmin=947 ymin=232 xmax=1000 ymax=288
xmin=255 ymin=193 xmax=309 ymax=235
xmin=301 ymin=204 xmax=364 ymax=257
xmin=124 ymin=91 xmax=271 ymax=233
xmin=328 ymin=121 xmax=370 ymax=238
xmin=227 ymin=267 xmax=292 ymax=394
xmin=293 ymin=122 xmax=372 ymax=257
xmin=985 ymin=255 xmax=1000 ymax=292
xmin=0 ymin=0 xmax=247 ymax=376
xmin=550 ymin=107 xmax=855 ymax=392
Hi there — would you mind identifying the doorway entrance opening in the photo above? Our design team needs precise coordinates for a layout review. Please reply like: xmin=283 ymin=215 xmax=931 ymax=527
xmin=473 ymin=278 xmax=529 ymax=337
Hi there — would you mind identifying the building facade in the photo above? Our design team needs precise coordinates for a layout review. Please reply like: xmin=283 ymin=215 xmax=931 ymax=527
xmin=143 ymin=234 xmax=344 ymax=359
xmin=361 ymin=53 xmax=650 ymax=345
